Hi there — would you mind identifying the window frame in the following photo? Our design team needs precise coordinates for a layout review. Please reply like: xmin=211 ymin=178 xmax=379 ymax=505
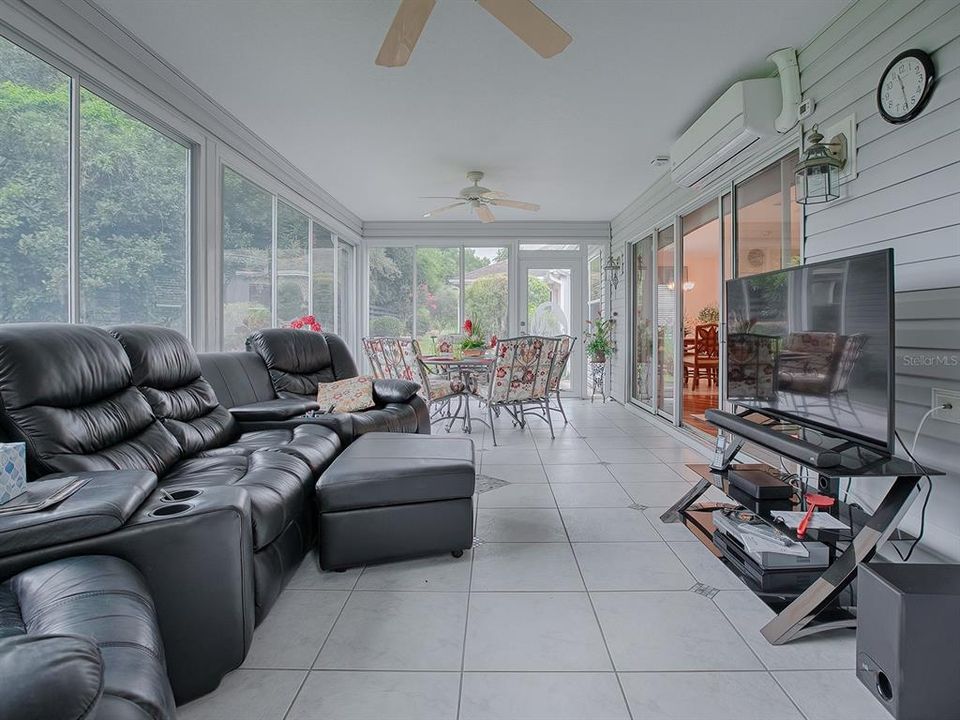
xmin=624 ymin=136 xmax=805 ymax=429
xmin=219 ymin=160 xmax=358 ymax=349
xmin=1 ymin=25 xmax=197 ymax=336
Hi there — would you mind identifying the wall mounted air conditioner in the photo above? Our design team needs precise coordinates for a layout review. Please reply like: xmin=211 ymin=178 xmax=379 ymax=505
xmin=670 ymin=78 xmax=782 ymax=189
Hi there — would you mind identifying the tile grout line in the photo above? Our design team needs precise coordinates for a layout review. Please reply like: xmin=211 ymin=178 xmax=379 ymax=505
xmin=280 ymin=556 xmax=360 ymax=720
xmin=544 ymin=446 xmax=637 ymax=720
xmin=707 ymin=592 xmax=811 ymax=720
xmin=454 ymin=471 xmax=479 ymax=720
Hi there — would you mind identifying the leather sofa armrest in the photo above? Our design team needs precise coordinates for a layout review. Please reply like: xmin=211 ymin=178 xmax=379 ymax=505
xmin=0 ymin=470 xmax=156 ymax=557
xmin=0 ymin=634 xmax=104 ymax=720
xmin=229 ymin=398 xmax=320 ymax=421
xmin=372 ymin=378 xmax=421 ymax=405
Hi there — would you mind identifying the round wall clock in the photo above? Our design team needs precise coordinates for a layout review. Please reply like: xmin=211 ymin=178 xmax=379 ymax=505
xmin=877 ymin=49 xmax=935 ymax=124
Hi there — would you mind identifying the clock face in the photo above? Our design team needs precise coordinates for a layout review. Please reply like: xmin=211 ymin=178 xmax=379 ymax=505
xmin=878 ymin=50 xmax=934 ymax=123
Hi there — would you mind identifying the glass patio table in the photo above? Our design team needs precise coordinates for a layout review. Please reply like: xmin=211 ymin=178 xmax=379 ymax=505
xmin=420 ymin=354 xmax=495 ymax=434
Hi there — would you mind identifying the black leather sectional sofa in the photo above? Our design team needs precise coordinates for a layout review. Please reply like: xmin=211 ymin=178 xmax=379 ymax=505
xmin=0 ymin=323 xmax=429 ymax=714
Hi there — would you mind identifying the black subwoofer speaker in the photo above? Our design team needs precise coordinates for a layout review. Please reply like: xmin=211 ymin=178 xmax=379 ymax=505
xmin=856 ymin=562 xmax=960 ymax=720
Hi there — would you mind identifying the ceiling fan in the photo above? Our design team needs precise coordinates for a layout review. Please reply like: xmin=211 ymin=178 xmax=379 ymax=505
xmin=376 ymin=0 xmax=572 ymax=67
xmin=422 ymin=171 xmax=540 ymax=223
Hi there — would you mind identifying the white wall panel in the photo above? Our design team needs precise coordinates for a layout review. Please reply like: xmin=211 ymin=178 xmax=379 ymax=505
xmin=609 ymin=0 xmax=960 ymax=559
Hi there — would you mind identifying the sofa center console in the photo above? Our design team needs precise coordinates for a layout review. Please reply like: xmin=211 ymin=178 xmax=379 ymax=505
xmin=0 ymin=481 xmax=256 ymax=703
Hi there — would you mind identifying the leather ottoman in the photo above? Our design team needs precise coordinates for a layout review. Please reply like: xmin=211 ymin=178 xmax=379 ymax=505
xmin=316 ymin=433 xmax=475 ymax=570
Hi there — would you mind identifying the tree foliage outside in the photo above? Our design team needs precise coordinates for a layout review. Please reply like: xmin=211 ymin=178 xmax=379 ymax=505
xmin=368 ymin=246 xmax=515 ymax=352
xmin=1 ymin=36 xmax=188 ymax=330
xmin=222 ymin=167 xmax=272 ymax=349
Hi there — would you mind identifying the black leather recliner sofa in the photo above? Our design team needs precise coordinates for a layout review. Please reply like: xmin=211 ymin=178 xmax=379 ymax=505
xmin=0 ymin=322 xmax=430 ymax=706
xmin=0 ymin=555 xmax=177 ymax=720
xmin=199 ymin=328 xmax=430 ymax=444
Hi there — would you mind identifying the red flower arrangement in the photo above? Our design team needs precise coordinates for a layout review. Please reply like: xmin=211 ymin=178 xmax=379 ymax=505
xmin=463 ymin=319 xmax=473 ymax=334
xmin=290 ymin=314 xmax=322 ymax=332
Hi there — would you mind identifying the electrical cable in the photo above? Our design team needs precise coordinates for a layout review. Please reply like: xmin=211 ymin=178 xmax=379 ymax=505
xmin=888 ymin=403 xmax=949 ymax=562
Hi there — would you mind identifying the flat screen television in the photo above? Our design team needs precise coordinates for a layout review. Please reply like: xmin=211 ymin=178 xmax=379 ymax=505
xmin=724 ymin=249 xmax=894 ymax=454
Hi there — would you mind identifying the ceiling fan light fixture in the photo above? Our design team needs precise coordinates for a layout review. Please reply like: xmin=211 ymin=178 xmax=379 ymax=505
xmin=422 ymin=171 xmax=540 ymax=223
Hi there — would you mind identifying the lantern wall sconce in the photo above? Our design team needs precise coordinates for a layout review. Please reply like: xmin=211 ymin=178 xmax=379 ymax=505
xmin=795 ymin=114 xmax=857 ymax=205
xmin=604 ymin=252 xmax=622 ymax=291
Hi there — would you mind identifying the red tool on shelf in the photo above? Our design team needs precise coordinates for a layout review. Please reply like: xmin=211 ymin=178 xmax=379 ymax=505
xmin=796 ymin=493 xmax=836 ymax=539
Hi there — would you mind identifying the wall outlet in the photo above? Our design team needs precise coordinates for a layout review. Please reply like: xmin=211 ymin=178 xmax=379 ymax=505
xmin=931 ymin=388 xmax=960 ymax=424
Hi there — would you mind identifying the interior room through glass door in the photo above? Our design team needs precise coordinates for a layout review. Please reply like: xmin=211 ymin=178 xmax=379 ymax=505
xmin=680 ymin=200 xmax=721 ymax=435
xmin=655 ymin=226 xmax=676 ymax=417
xmin=519 ymin=260 xmax=582 ymax=396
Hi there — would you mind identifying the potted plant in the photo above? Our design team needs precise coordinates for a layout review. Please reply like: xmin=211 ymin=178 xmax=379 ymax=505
xmin=697 ymin=303 xmax=720 ymax=325
xmin=290 ymin=314 xmax=322 ymax=332
xmin=459 ymin=319 xmax=487 ymax=357
xmin=584 ymin=317 xmax=614 ymax=364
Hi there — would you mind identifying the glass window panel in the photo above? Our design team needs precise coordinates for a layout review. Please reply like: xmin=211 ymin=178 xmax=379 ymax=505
xmin=310 ymin=223 xmax=335 ymax=332
xmin=680 ymin=200 xmax=721 ymax=434
xmin=656 ymin=226 xmax=676 ymax=417
xmin=78 ymin=88 xmax=188 ymax=331
xmin=416 ymin=247 xmax=460 ymax=353
xmin=0 ymin=37 xmax=70 ymax=322
xmin=464 ymin=246 xmax=508 ymax=340
xmin=222 ymin=167 xmax=272 ymax=350
xmin=735 ymin=151 xmax=802 ymax=277
xmin=519 ymin=243 xmax=580 ymax=252
xmin=632 ymin=236 xmax=655 ymax=406
xmin=589 ymin=253 xmax=602 ymax=302
xmin=336 ymin=242 xmax=354 ymax=343
xmin=275 ymin=201 xmax=309 ymax=327
xmin=368 ymin=246 xmax=414 ymax=337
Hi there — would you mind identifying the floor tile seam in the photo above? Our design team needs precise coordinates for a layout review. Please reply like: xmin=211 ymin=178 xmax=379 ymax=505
xmin=304 ymin=565 xmax=359 ymax=676
xmin=278 ymin=669 xmax=312 ymax=720
xmin=456 ymin=490 xmax=479 ymax=720
xmin=708 ymin=591 xmax=790 ymax=678
xmin=767 ymin=668 xmax=816 ymax=720
xmin=548 ymin=473 xmax=636 ymax=720
xmin=260 ymin=667 xmax=812 ymax=675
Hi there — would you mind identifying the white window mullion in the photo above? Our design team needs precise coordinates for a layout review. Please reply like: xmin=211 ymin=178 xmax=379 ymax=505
xmin=411 ymin=247 xmax=418 ymax=339
xmin=458 ymin=246 xmax=465 ymax=328
xmin=332 ymin=233 xmax=339 ymax=334
xmin=271 ymin=195 xmax=278 ymax=327
xmin=307 ymin=219 xmax=315 ymax=317
xmin=68 ymin=74 xmax=81 ymax=323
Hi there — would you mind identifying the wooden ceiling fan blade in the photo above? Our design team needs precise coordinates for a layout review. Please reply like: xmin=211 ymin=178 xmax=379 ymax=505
xmin=480 ymin=190 xmax=509 ymax=198
xmin=476 ymin=0 xmax=572 ymax=59
xmin=475 ymin=204 xmax=496 ymax=223
xmin=423 ymin=201 xmax=467 ymax=217
xmin=488 ymin=198 xmax=540 ymax=212
xmin=376 ymin=0 xmax=436 ymax=67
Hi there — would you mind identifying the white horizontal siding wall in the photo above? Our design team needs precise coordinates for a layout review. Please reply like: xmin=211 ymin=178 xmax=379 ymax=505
xmin=801 ymin=0 xmax=960 ymax=560
xmin=609 ymin=0 xmax=960 ymax=559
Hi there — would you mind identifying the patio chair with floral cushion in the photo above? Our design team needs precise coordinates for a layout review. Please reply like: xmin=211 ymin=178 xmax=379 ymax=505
xmin=434 ymin=333 xmax=466 ymax=356
xmin=362 ymin=337 xmax=466 ymax=426
xmin=470 ymin=335 xmax=560 ymax=445
xmin=545 ymin=334 xmax=576 ymax=424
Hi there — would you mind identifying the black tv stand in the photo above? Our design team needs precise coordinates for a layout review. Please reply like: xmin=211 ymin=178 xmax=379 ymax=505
xmin=661 ymin=417 xmax=942 ymax=645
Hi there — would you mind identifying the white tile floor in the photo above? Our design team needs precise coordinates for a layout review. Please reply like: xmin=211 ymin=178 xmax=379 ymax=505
xmin=178 ymin=400 xmax=888 ymax=720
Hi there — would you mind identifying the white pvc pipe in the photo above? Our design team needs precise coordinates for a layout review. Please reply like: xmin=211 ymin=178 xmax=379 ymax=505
xmin=768 ymin=48 xmax=801 ymax=134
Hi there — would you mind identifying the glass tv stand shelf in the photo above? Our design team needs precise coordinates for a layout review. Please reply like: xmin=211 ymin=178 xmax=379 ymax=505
xmin=661 ymin=453 xmax=939 ymax=645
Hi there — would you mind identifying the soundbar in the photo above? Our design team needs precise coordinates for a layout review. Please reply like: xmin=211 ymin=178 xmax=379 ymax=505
xmin=704 ymin=409 xmax=842 ymax=468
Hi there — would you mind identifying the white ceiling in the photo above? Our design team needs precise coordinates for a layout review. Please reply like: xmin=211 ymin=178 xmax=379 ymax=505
xmin=94 ymin=0 xmax=848 ymax=222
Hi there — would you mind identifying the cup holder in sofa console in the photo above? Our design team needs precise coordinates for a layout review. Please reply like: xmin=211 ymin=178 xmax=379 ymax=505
xmin=150 ymin=502 xmax=193 ymax=517
xmin=162 ymin=488 xmax=203 ymax=502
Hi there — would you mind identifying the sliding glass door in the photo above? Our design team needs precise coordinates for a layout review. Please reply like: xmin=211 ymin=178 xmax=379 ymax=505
xmin=679 ymin=200 xmax=721 ymax=435
xmin=628 ymin=151 xmax=801 ymax=430
xmin=631 ymin=235 xmax=655 ymax=408
xmin=519 ymin=258 xmax=582 ymax=396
